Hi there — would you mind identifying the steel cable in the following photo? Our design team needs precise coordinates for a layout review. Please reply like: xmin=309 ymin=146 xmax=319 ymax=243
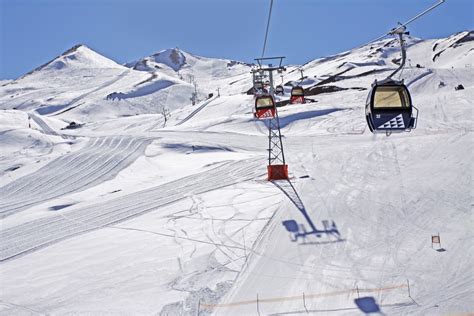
xmin=261 ymin=0 xmax=274 ymax=57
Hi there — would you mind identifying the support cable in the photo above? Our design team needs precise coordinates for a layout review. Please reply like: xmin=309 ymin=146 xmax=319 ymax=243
xmin=262 ymin=0 xmax=274 ymax=58
xmin=359 ymin=0 xmax=445 ymax=48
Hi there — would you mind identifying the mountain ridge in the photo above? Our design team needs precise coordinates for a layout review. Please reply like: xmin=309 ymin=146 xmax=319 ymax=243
xmin=0 ymin=31 xmax=471 ymax=122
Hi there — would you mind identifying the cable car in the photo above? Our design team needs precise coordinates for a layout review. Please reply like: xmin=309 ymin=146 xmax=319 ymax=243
xmin=253 ymin=81 xmax=268 ymax=95
xmin=275 ymin=85 xmax=284 ymax=95
xmin=363 ymin=23 xmax=425 ymax=135
xmin=255 ymin=94 xmax=276 ymax=119
xmin=290 ymin=86 xmax=305 ymax=104
xmin=365 ymin=78 xmax=417 ymax=134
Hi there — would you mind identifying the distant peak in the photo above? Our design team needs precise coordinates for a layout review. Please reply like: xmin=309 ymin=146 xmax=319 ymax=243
xmin=19 ymin=43 xmax=122 ymax=79
xmin=153 ymin=47 xmax=183 ymax=55
xmin=71 ymin=43 xmax=87 ymax=50
xmin=61 ymin=44 xmax=102 ymax=57
xmin=62 ymin=44 xmax=88 ymax=55
xmin=137 ymin=47 xmax=187 ymax=71
xmin=153 ymin=47 xmax=186 ymax=59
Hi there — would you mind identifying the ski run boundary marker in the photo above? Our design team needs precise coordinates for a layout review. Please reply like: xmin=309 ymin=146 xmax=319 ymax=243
xmin=201 ymin=283 xmax=408 ymax=308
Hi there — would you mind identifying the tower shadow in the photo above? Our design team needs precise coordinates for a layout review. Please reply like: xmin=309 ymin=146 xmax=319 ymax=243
xmin=272 ymin=180 xmax=343 ymax=243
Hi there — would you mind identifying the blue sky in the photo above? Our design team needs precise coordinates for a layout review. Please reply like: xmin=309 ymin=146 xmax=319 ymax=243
xmin=1 ymin=0 xmax=473 ymax=79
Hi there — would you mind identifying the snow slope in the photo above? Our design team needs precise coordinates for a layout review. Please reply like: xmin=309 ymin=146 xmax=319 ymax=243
xmin=126 ymin=47 xmax=252 ymax=95
xmin=0 ymin=31 xmax=472 ymax=315
xmin=0 ymin=46 xmax=252 ymax=123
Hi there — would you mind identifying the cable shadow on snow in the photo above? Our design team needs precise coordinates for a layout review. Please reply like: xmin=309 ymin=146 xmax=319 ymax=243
xmin=162 ymin=143 xmax=234 ymax=154
xmin=277 ymin=108 xmax=344 ymax=129
xmin=272 ymin=180 xmax=343 ymax=244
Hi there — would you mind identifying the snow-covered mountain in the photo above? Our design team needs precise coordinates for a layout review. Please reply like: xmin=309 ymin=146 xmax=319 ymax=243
xmin=0 ymin=31 xmax=472 ymax=315
xmin=0 ymin=45 xmax=252 ymax=122
xmin=3 ymin=31 xmax=471 ymax=124
xmin=26 ymin=44 xmax=124 ymax=74
xmin=126 ymin=47 xmax=252 ymax=79
xmin=126 ymin=48 xmax=188 ymax=72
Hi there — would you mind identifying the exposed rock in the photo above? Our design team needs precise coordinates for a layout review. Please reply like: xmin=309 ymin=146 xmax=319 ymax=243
xmin=306 ymin=85 xmax=366 ymax=96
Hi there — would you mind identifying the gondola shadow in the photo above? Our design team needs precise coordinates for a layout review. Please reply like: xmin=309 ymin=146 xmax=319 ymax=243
xmin=354 ymin=296 xmax=384 ymax=314
xmin=268 ymin=301 xmax=415 ymax=315
xmin=272 ymin=180 xmax=343 ymax=244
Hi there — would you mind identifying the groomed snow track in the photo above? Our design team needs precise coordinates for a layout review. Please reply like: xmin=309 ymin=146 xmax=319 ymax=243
xmin=0 ymin=136 xmax=152 ymax=218
xmin=0 ymin=159 xmax=265 ymax=262
xmin=176 ymin=96 xmax=218 ymax=126
xmin=29 ymin=113 xmax=68 ymax=139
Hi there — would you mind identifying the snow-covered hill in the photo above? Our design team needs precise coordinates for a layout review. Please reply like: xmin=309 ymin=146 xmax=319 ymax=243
xmin=126 ymin=47 xmax=252 ymax=85
xmin=0 ymin=31 xmax=472 ymax=315
xmin=0 ymin=46 xmax=252 ymax=122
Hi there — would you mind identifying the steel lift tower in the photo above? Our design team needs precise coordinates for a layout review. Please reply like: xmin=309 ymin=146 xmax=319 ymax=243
xmin=253 ymin=56 xmax=288 ymax=180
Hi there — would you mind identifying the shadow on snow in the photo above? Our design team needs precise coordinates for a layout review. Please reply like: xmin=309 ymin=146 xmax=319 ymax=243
xmin=272 ymin=180 xmax=343 ymax=244
xmin=278 ymin=108 xmax=344 ymax=129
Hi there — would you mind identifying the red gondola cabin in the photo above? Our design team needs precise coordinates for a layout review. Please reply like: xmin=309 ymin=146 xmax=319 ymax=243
xmin=290 ymin=86 xmax=305 ymax=104
xmin=255 ymin=95 xmax=276 ymax=119
xmin=275 ymin=85 xmax=284 ymax=95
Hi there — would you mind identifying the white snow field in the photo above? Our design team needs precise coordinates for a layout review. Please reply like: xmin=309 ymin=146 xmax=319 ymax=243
xmin=0 ymin=31 xmax=473 ymax=315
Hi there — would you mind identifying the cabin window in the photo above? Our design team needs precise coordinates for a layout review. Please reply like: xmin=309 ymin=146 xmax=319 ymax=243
xmin=292 ymin=88 xmax=304 ymax=96
xmin=256 ymin=97 xmax=274 ymax=108
xmin=373 ymin=86 xmax=410 ymax=108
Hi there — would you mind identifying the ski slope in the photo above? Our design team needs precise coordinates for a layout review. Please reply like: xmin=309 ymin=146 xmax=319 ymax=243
xmin=0 ymin=159 xmax=265 ymax=262
xmin=0 ymin=136 xmax=152 ymax=218
xmin=0 ymin=31 xmax=472 ymax=315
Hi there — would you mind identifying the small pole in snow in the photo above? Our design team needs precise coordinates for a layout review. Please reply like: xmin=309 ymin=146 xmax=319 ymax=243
xmin=407 ymin=279 xmax=412 ymax=298
xmin=197 ymin=299 xmax=201 ymax=316
xmin=303 ymin=292 xmax=309 ymax=313
xmin=217 ymin=88 xmax=220 ymax=97
xmin=431 ymin=233 xmax=441 ymax=250
xmin=356 ymin=285 xmax=360 ymax=298
xmin=177 ymin=257 xmax=183 ymax=272
xmin=242 ymin=228 xmax=247 ymax=258
xmin=257 ymin=293 xmax=261 ymax=316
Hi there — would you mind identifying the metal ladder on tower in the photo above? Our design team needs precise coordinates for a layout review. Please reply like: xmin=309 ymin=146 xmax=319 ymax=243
xmin=266 ymin=108 xmax=288 ymax=180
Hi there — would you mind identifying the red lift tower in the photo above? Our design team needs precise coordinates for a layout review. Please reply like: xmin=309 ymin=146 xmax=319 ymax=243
xmin=253 ymin=57 xmax=288 ymax=181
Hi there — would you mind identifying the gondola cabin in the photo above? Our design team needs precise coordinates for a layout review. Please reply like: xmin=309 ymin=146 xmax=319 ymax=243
xmin=254 ymin=81 xmax=263 ymax=92
xmin=253 ymin=81 xmax=268 ymax=95
xmin=275 ymin=85 xmax=284 ymax=95
xmin=290 ymin=86 xmax=305 ymax=104
xmin=365 ymin=79 xmax=417 ymax=134
xmin=255 ymin=95 xmax=276 ymax=119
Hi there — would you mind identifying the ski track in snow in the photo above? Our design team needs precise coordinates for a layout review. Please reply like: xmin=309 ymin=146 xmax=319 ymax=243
xmin=0 ymin=136 xmax=152 ymax=218
xmin=175 ymin=95 xmax=218 ymax=126
xmin=29 ymin=112 xmax=74 ymax=139
xmin=47 ymin=69 xmax=131 ymax=116
xmin=0 ymin=159 xmax=264 ymax=262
